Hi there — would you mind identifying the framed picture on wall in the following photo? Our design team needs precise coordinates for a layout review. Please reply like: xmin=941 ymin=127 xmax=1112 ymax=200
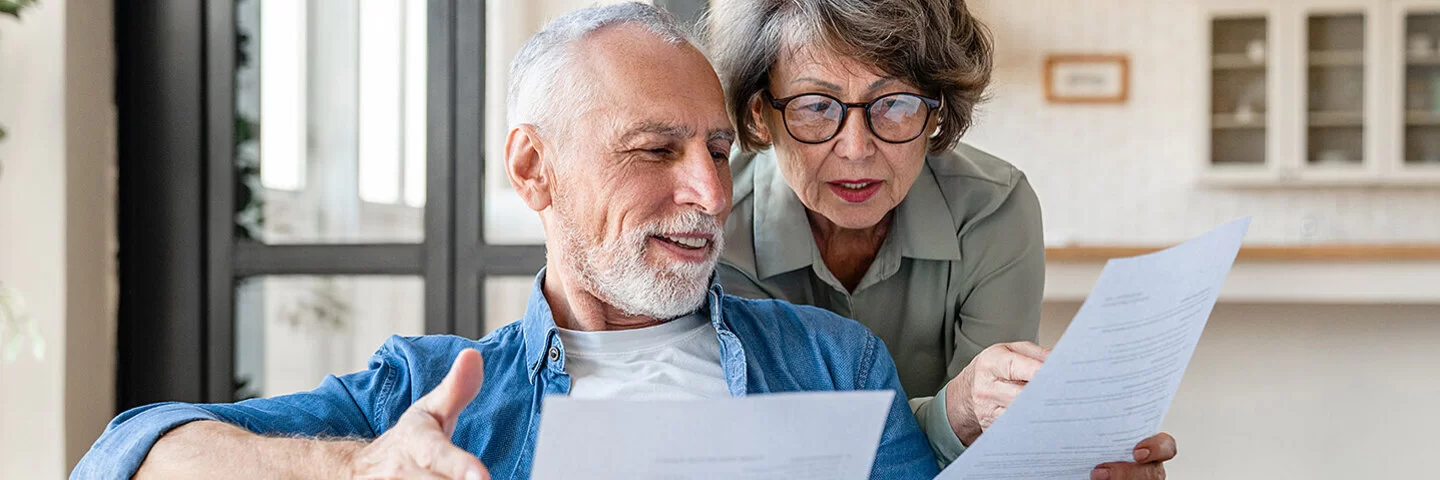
xmin=1044 ymin=54 xmax=1129 ymax=104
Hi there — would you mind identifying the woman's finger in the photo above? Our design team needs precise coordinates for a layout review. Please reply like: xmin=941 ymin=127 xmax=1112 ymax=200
xmin=995 ymin=350 xmax=1044 ymax=383
xmin=1005 ymin=341 xmax=1051 ymax=361
xmin=1133 ymin=432 xmax=1177 ymax=463
xmin=1092 ymin=461 xmax=1166 ymax=480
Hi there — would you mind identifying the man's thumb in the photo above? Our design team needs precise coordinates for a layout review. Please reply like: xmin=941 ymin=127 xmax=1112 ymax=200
xmin=422 ymin=348 xmax=485 ymax=434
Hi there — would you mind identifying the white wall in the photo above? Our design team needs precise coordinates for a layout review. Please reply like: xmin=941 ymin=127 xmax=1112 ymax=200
xmin=1041 ymin=302 xmax=1440 ymax=479
xmin=0 ymin=0 xmax=116 ymax=477
xmin=967 ymin=0 xmax=1440 ymax=246
xmin=0 ymin=2 xmax=67 ymax=477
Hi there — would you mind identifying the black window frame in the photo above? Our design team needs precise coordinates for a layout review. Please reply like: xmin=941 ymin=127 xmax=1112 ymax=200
xmin=116 ymin=0 xmax=708 ymax=409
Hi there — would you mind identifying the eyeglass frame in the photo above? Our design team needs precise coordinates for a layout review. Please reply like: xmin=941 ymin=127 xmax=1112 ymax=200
xmin=762 ymin=91 xmax=943 ymax=145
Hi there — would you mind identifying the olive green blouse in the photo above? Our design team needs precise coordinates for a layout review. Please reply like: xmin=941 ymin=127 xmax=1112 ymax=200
xmin=717 ymin=144 xmax=1045 ymax=463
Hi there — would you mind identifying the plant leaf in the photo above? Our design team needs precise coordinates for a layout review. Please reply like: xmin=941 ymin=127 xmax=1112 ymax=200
xmin=0 ymin=0 xmax=38 ymax=19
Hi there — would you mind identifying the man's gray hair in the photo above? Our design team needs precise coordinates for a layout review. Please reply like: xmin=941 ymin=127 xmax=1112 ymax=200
xmin=506 ymin=2 xmax=694 ymax=133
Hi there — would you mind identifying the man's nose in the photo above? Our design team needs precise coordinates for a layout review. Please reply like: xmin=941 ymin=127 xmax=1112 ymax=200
xmin=674 ymin=147 xmax=730 ymax=217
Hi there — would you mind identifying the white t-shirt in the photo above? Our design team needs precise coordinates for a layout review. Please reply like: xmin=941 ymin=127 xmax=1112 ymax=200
xmin=555 ymin=312 xmax=729 ymax=399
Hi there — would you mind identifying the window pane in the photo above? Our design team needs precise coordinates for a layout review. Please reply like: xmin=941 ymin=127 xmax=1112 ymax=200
xmin=235 ymin=0 xmax=428 ymax=244
xmin=484 ymin=276 xmax=536 ymax=335
xmin=234 ymin=276 xmax=424 ymax=398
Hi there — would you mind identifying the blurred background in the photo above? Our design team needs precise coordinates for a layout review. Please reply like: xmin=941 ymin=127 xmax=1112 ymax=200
xmin=1 ymin=0 xmax=1437 ymax=478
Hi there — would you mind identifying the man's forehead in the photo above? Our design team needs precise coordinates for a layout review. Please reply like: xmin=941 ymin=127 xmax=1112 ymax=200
xmin=572 ymin=26 xmax=723 ymax=97
xmin=563 ymin=26 xmax=732 ymax=144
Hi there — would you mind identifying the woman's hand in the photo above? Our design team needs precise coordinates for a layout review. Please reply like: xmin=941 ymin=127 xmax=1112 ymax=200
xmin=945 ymin=342 xmax=1178 ymax=479
xmin=1091 ymin=433 xmax=1177 ymax=480
xmin=944 ymin=341 xmax=1050 ymax=445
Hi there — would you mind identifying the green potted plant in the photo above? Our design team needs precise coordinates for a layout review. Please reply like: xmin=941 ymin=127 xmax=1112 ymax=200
xmin=0 ymin=0 xmax=37 ymax=16
xmin=0 ymin=0 xmax=45 ymax=362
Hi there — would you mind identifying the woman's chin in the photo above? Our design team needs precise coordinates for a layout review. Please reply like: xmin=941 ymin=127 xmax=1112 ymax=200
xmin=814 ymin=203 xmax=891 ymax=231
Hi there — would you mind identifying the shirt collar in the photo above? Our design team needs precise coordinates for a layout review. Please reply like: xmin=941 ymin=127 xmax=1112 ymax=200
xmin=895 ymin=162 xmax=963 ymax=262
xmin=750 ymin=150 xmax=961 ymax=281
xmin=520 ymin=268 xmax=733 ymax=384
xmin=752 ymin=150 xmax=818 ymax=279
xmin=521 ymin=270 xmax=561 ymax=383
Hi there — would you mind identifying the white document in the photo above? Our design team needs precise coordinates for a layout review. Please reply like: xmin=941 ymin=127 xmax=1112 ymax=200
xmin=530 ymin=390 xmax=894 ymax=480
xmin=939 ymin=218 xmax=1251 ymax=479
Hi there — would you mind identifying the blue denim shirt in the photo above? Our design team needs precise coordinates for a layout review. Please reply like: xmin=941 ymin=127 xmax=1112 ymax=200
xmin=75 ymin=272 xmax=938 ymax=479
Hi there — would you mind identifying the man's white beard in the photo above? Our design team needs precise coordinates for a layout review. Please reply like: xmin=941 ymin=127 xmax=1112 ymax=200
xmin=554 ymin=203 xmax=723 ymax=320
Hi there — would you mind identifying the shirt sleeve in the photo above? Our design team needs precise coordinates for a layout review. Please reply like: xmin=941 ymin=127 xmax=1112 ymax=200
xmin=948 ymin=174 xmax=1045 ymax=378
xmin=862 ymin=335 xmax=942 ymax=479
xmin=909 ymin=388 xmax=967 ymax=468
xmin=72 ymin=341 xmax=412 ymax=480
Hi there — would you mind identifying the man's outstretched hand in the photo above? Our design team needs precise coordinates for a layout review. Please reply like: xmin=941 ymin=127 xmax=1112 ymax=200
xmin=349 ymin=349 xmax=489 ymax=480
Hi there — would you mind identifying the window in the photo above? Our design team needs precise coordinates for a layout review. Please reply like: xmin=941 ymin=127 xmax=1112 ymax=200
xmin=117 ymin=0 xmax=710 ymax=407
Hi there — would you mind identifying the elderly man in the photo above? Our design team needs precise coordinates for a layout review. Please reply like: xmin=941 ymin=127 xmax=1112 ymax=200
xmin=75 ymin=4 xmax=935 ymax=479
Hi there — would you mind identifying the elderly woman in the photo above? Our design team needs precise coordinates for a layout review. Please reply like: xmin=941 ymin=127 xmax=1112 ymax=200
xmin=708 ymin=0 xmax=1174 ymax=477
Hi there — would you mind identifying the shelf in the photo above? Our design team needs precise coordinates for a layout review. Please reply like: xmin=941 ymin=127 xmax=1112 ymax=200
xmin=1308 ymin=50 xmax=1364 ymax=67
xmin=1388 ymin=166 xmax=1440 ymax=185
xmin=1212 ymin=53 xmax=1266 ymax=69
xmin=1199 ymin=171 xmax=1440 ymax=188
xmin=1406 ymin=54 xmax=1440 ymax=66
xmin=1200 ymin=174 xmax=1371 ymax=187
xmin=1045 ymin=260 xmax=1440 ymax=304
xmin=1405 ymin=110 xmax=1440 ymax=125
xmin=1307 ymin=111 xmax=1363 ymax=127
xmin=1212 ymin=113 xmax=1266 ymax=129
xmin=1047 ymin=244 xmax=1440 ymax=262
xmin=1305 ymin=159 xmax=1365 ymax=168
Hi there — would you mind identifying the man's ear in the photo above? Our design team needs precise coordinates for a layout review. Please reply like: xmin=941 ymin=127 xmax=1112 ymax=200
xmin=504 ymin=124 xmax=553 ymax=212
xmin=749 ymin=95 xmax=772 ymax=144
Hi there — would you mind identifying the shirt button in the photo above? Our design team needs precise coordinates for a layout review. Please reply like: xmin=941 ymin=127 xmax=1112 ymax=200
xmin=548 ymin=347 xmax=560 ymax=362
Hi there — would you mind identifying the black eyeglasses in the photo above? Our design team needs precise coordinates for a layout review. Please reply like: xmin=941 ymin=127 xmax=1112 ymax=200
xmin=764 ymin=91 xmax=942 ymax=144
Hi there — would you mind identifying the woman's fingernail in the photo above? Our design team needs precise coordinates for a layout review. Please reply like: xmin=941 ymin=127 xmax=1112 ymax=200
xmin=466 ymin=469 xmax=483 ymax=480
xmin=1091 ymin=468 xmax=1111 ymax=480
xmin=1135 ymin=447 xmax=1151 ymax=462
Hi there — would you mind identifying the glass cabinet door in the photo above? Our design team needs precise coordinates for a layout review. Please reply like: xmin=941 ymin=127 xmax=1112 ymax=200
xmin=1402 ymin=9 xmax=1440 ymax=167
xmin=1304 ymin=12 xmax=1367 ymax=168
xmin=1211 ymin=16 xmax=1270 ymax=167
